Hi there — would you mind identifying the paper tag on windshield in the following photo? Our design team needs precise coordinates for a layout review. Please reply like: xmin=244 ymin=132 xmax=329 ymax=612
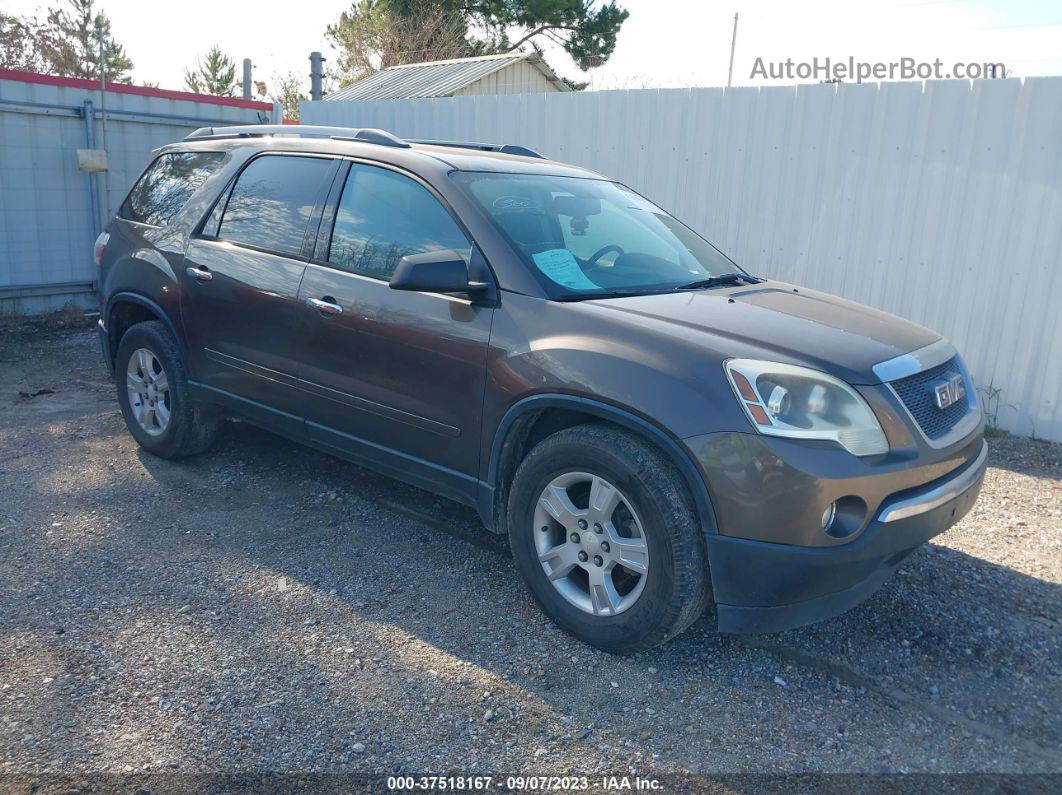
xmin=531 ymin=249 xmax=599 ymax=290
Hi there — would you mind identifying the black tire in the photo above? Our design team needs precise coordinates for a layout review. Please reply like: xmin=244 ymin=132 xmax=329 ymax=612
xmin=115 ymin=320 xmax=221 ymax=459
xmin=508 ymin=424 xmax=711 ymax=653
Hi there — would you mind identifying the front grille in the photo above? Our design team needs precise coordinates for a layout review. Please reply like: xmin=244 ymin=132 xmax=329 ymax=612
xmin=890 ymin=357 xmax=971 ymax=441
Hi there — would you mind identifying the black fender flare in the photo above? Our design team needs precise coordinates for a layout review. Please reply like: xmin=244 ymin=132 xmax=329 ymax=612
xmin=102 ymin=292 xmax=186 ymax=375
xmin=105 ymin=292 xmax=184 ymax=349
xmin=481 ymin=393 xmax=719 ymax=537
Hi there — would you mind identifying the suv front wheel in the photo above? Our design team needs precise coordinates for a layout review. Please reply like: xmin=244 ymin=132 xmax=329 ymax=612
xmin=115 ymin=320 xmax=221 ymax=459
xmin=508 ymin=424 xmax=711 ymax=653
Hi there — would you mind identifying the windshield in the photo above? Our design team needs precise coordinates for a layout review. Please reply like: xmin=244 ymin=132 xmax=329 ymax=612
xmin=451 ymin=172 xmax=741 ymax=297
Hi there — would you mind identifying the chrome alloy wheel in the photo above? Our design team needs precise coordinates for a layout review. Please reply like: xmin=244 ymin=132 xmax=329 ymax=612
xmin=533 ymin=472 xmax=650 ymax=616
xmin=126 ymin=348 xmax=171 ymax=437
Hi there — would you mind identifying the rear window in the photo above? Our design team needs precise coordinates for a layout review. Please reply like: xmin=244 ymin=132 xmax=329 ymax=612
xmin=119 ymin=151 xmax=225 ymax=227
xmin=208 ymin=155 xmax=333 ymax=256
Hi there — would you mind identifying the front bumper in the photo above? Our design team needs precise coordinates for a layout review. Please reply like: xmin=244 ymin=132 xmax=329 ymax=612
xmin=705 ymin=439 xmax=988 ymax=634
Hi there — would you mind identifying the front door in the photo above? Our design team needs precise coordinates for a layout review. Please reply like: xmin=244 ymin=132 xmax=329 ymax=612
xmin=294 ymin=161 xmax=494 ymax=502
xmin=181 ymin=153 xmax=337 ymax=428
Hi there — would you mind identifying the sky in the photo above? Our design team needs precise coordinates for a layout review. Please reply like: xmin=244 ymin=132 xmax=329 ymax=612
xmin=6 ymin=0 xmax=1062 ymax=95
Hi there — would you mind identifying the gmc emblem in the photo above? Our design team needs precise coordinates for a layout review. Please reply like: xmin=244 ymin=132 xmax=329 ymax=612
xmin=932 ymin=373 xmax=966 ymax=410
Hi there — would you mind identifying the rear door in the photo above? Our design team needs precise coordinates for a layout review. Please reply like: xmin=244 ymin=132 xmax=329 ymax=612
xmin=294 ymin=160 xmax=494 ymax=502
xmin=182 ymin=153 xmax=338 ymax=430
xmin=107 ymin=150 xmax=228 ymax=337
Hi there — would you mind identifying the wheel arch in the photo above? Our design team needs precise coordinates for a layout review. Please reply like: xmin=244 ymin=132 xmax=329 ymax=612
xmin=104 ymin=292 xmax=183 ymax=373
xmin=481 ymin=394 xmax=718 ymax=539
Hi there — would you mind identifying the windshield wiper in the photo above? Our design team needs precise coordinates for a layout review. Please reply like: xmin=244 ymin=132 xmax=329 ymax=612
xmin=553 ymin=288 xmax=664 ymax=302
xmin=675 ymin=272 xmax=764 ymax=290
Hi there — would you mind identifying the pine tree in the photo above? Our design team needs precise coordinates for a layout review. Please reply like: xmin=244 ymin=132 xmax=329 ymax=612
xmin=43 ymin=0 xmax=133 ymax=82
xmin=327 ymin=0 xmax=628 ymax=86
xmin=184 ymin=46 xmax=239 ymax=97
xmin=268 ymin=72 xmax=308 ymax=120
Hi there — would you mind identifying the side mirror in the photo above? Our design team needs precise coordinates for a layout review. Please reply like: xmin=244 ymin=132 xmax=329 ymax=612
xmin=389 ymin=250 xmax=489 ymax=295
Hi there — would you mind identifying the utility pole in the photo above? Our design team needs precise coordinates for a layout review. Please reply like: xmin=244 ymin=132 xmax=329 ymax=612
xmin=310 ymin=51 xmax=324 ymax=101
xmin=96 ymin=21 xmax=107 ymax=154
xmin=242 ymin=58 xmax=253 ymax=100
xmin=727 ymin=12 xmax=739 ymax=89
xmin=96 ymin=20 xmax=109 ymax=224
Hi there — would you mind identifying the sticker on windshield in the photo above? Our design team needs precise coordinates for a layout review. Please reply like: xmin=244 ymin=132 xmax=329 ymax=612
xmin=493 ymin=196 xmax=536 ymax=210
xmin=531 ymin=249 xmax=599 ymax=290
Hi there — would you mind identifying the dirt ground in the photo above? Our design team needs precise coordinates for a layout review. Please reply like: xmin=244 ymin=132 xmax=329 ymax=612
xmin=0 ymin=320 xmax=1059 ymax=790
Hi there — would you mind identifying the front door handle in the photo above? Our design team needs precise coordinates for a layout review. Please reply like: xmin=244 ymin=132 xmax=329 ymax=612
xmin=185 ymin=266 xmax=212 ymax=282
xmin=306 ymin=297 xmax=343 ymax=316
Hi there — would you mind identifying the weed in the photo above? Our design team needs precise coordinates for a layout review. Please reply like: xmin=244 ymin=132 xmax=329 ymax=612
xmin=978 ymin=380 xmax=1014 ymax=435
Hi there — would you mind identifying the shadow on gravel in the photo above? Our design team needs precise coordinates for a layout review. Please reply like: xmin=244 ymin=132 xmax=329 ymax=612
xmin=982 ymin=432 xmax=1062 ymax=481
xmin=8 ymin=414 xmax=1060 ymax=773
xmin=3 ymin=323 xmax=1059 ymax=773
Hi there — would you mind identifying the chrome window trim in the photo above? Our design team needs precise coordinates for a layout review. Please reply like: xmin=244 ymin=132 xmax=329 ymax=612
xmin=878 ymin=440 xmax=988 ymax=522
xmin=872 ymin=338 xmax=956 ymax=383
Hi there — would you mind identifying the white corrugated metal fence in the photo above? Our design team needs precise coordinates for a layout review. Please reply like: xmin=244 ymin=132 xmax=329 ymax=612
xmin=303 ymin=79 xmax=1062 ymax=442
xmin=0 ymin=72 xmax=272 ymax=314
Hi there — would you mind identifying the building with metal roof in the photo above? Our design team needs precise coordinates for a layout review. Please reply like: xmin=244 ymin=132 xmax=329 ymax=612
xmin=324 ymin=52 xmax=570 ymax=101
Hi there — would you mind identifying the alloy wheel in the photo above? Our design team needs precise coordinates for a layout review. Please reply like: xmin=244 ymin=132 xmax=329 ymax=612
xmin=126 ymin=348 xmax=171 ymax=436
xmin=533 ymin=471 xmax=650 ymax=616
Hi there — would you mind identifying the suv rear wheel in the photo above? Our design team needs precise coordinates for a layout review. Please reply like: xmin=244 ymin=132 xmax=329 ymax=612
xmin=508 ymin=424 xmax=711 ymax=653
xmin=115 ymin=320 xmax=221 ymax=459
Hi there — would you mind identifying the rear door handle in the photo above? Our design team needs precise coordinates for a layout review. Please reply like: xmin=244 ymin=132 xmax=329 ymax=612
xmin=185 ymin=266 xmax=212 ymax=282
xmin=306 ymin=297 xmax=343 ymax=316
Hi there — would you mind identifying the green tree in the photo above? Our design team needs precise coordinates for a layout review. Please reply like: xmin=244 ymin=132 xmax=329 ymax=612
xmin=327 ymin=0 xmax=627 ymax=86
xmin=1 ymin=13 xmax=53 ymax=71
xmin=268 ymin=71 xmax=308 ymax=120
xmin=461 ymin=0 xmax=629 ymax=70
xmin=327 ymin=0 xmax=468 ymax=82
xmin=184 ymin=45 xmax=239 ymax=96
xmin=43 ymin=0 xmax=134 ymax=82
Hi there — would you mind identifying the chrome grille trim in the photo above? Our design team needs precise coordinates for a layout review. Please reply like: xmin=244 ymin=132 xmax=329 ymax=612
xmin=892 ymin=358 xmax=970 ymax=440
xmin=883 ymin=354 xmax=981 ymax=449
xmin=872 ymin=338 xmax=956 ymax=383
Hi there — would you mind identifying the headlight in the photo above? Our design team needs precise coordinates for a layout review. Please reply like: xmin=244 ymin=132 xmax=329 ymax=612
xmin=724 ymin=359 xmax=888 ymax=456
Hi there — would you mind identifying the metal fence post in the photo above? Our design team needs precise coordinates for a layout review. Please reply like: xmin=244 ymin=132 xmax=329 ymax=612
xmin=82 ymin=99 xmax=102 ymax=241
xmin=2 ymin=73 xmax=272 ymax=313
xmin=310 ymin=52 xmax=324 ymax=101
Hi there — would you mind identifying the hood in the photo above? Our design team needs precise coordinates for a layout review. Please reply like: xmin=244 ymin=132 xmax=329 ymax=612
xmin=584 ymin=281 xmax=940 ymax=384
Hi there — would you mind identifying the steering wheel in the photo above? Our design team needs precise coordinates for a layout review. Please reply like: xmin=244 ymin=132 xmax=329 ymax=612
xmin=585 ymin=245 xmax=624 ymax=268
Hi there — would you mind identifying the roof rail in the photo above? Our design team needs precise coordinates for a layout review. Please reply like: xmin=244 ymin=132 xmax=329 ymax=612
xmin=184 ymin=125 xmax=410 ymax=149
xmin=407 ymin=139 xmax=545 ymax=159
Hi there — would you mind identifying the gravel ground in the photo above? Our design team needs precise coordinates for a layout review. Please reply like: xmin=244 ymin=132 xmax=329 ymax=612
xmin=0 ymin=321 xmax=1059 ymax=789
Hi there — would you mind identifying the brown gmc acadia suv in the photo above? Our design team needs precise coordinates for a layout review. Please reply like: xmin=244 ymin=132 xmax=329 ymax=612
xmin=95 ymin=125 xmax=987 ymax=653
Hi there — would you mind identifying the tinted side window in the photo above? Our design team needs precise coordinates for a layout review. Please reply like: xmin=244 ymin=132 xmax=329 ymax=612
xmin=328 ymin=164 xmax=470 ymax=279
xmin=119 ymin=151 xmax=225 ymax=226
xmin=216 ymin=155 xmax=333 ymax=256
